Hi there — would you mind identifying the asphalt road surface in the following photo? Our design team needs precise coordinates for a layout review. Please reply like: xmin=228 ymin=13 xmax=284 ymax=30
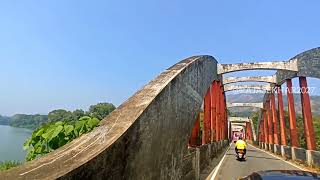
xmin=213 ymin=143 xmax=299 ymax=180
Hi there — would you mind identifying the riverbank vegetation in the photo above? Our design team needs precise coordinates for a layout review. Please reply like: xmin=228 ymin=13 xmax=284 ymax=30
xmin=24 ymin=116 xmax=100 ymax=161
xmin=0 ymin=103 xmax=115 ymax=130
xmin=0 ymin=161 xmax=21 ymax=171
xmin=23 ymin=103 xmax=115 ymax=161
xmin=0 ymin=102 xmax=116 ymax=171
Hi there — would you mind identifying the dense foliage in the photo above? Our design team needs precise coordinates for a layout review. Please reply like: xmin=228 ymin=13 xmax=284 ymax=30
xmin=24 ymin=116 xmax=100 ymax=161
xmin=88 ymin=103 xmax=116 ymax=120
xmin=0 ymin=103 xmax=116 ymax=130
xmin=10 ymin=114 xmax=48 ymax=129
xmin=0 ymin=161 xmax=21 ymax=171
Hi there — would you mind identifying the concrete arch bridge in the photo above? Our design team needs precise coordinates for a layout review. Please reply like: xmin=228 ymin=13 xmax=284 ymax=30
xmin=1 ymin=48 xmax=320 ymax=180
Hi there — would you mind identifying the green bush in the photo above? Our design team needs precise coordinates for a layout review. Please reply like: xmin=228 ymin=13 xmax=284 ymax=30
xmin=24 ymin=116 xmax=100 ymax=161
xmin=0 ymin=161 xmax=21 ymax=171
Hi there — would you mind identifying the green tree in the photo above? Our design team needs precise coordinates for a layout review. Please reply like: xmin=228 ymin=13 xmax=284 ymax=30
xmin=88 ymin=103 xmax=116 ymax=120
xmin=10 ymin=114 xmax=48 ymax=129
xmin=48 ymin=109 xmax=73 ymax=122
xmin=72 ymin=109 xmax=85 ymax=121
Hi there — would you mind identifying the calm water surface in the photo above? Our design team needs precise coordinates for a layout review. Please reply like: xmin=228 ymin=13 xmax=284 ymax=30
xmin=0 ymin=125 xmax=32 ymax=161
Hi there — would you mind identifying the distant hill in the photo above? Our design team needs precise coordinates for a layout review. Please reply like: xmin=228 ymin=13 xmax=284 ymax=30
xmin=226 ymin=93 xmax=320 ymax=116
xmin=0 ymin=115 xmax=10 ymax=125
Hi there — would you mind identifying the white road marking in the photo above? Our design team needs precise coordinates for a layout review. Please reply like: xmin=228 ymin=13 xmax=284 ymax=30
xmin=206 ymin=143 xmax=231 ymax=180
xmin=249 ymin=144 xmax=307 ymax=171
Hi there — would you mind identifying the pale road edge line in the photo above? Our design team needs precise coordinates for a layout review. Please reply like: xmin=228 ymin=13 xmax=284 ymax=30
xmin=249 ymin=144 xmax=306 ymax=171
xmin=206 ymin=143 xmax=232 ymax=180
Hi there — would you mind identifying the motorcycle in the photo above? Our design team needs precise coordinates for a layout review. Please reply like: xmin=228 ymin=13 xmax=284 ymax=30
xmin=236 ymin=149 xmax=246 ymax=161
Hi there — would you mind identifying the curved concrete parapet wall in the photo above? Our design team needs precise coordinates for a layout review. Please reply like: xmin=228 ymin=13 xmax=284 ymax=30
xmin=224 ymin=84 xmax=272 ymax=92
xmin=227 ymin=102 xmax=264 ymax=109
xmin=223 ymin=75 xmax=276 ymax=85
xmin=228 ymin=117 xmax=250 ymax=123
xmin=276 ymin=47 xmax=320 ymax=84
xmin=218 ymin=60 xmax=298 ymax=74
xmin=1 ymin=56 xmax=217 ymax=180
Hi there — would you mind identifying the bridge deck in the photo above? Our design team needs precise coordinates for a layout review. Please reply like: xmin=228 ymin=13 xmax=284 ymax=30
xmin=210 ymin=144 xmax=300 ymax=180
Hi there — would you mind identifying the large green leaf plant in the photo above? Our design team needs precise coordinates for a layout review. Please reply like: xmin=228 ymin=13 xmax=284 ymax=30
xmin=24 ymin=116 xmax=100 ymax=161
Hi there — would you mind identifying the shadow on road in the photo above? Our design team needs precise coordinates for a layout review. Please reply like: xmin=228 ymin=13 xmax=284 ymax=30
xmin=225 ymin=154 xmax=279 ymax=160
xmin=246 ymin=149 xmax=258 ymax=152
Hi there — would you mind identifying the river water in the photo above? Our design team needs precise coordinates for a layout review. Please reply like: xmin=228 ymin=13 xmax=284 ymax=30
xmin=0 ymin=125 xmax=32 ymax=162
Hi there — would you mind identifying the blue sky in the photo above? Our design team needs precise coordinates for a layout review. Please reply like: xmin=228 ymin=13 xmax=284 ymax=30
xmin=0 ymin=1 xmax=319 ymax=116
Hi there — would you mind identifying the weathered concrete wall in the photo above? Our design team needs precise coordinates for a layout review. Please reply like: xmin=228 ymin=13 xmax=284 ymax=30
xmin=227 ymin=103 xmax=264 ymax=109
xmin=200 ymin=145 xmax=210 ymax=171
xmin=218 ymin=61 xmax=298 ymax=74
xmin=276 ymin=47 xmax=320 ymax=84
xmin=223 ymin=75 xmax=276 ymax=85
xmin=295 ymin=47 xmax=320 ymax=78
xmin=273 ymin=144 xmax=281 ymax=155
xmin=292 ymin=147 xmax=307 ymax=162
xmin=182 ymin=149 xmax=197 ymax=180
xmin=182 ymin=141 xmax=230 ymax=180
xmin=223 ymin=84 xmax=272 ymax=92
xmin=281 ymin=145 xmax=292 ymax=159
xmin=258 ymin=144 xmax=320 ymax=169
xmin=306 ymin=150 xmax=320 ymax=167
xmin=268 ymin=144 xmax=274 ymax=153
xmin=229 ymin=117 xmax=250 ymax=122
xmin=1 ymin=56 xmax=218 ymax=180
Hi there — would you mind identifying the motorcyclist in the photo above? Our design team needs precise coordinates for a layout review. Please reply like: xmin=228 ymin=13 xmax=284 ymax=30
xmin=235 ymin=136 xmax=247 ymax=157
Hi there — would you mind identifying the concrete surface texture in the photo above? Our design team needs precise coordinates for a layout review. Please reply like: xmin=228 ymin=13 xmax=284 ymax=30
xmin=229 ymin=117 xmax=250 ymax=122
xmin=223 ymin=84 xmax=272 ymax=92
xmin=213 ymin=144 xmax=298 ymax=180
xmin=227 ymin=102 xmax=264 ymax=109
xmin=217 ymin=60 xmax=298 ymax=74
xmin=292 ymin=147 xmax=307 ymax=162
xmin=223 ymin=75 xmax=276 ymax=85
xmin=1 ymin=56 xmax=218 ymax=180
xmin=307 ymin=150 xmax=320 ymax=167
xmin=281 ymin=145 xmax=292 ymax=159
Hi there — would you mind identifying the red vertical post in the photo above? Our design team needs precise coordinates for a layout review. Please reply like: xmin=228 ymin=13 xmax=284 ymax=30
xmin=257 ymin=124 xmax=262 ymax=142
xmin=222 ymin=91 xmax=227 ymax=140
xmin=261 ymin=123 xmax=265 ymax=142
xmin=202 ymin=87 xmax=211 ymax=145
xmin=299 ymin=77 xmax=316 ymax=150
xmin=215 ymin=81 xmax=221 ymax=141
xmin=263 ymin=110 xmax=269 ymax=144
xmin=211 ymin=81 xmax=217 ymax=142
xmin=286 ymin=79 xmax=299 ymax=147
xmin=222 ymin=91 xmax=226 ymax=140
xmin=270 ymin=92 xmax=279 ymax=145
xmin=247 ymin=123 xmax=252 ymax=140
xmin=219 ymin=86 xmax=224 ymax=140
xmin=224 ymin=93 xmax=228 ymax=140
xmin=277 ymin=86 xmax=287 ymax=146
xmin=250 ymin=123 xmax=253 ymax=140
xmin=267 ymin=100 xmax=274 ymax=144
xmin=189 ymin=114 xmax=200 ymax=147
xmin=245 ymin=122 xmax=248 ymax=140
xmin=229 ymin=121 xmax=232 ymax=140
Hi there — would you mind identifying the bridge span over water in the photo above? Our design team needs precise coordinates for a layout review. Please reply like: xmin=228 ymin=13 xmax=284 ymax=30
xmin=1 ymin=48 xmax=320 ymax=180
